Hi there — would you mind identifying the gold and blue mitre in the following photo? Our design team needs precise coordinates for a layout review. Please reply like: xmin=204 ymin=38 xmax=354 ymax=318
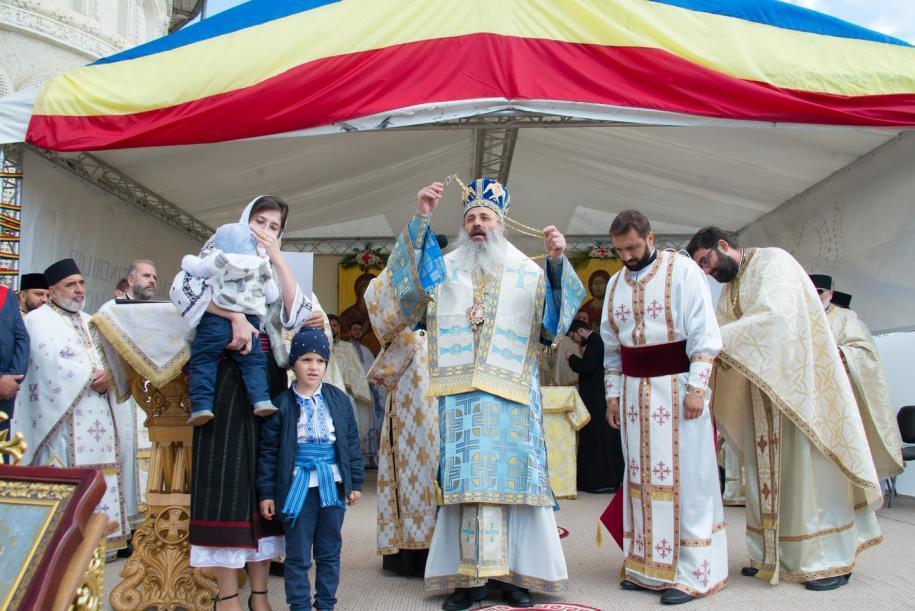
xmin=463 ymin=178 xmax=510 ymax=219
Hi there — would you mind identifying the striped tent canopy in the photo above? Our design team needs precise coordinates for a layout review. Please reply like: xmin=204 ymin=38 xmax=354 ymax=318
xmin=4 ymin=0 xmax=915 ymax=151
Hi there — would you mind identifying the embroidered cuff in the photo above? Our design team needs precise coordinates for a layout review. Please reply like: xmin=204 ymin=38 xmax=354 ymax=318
xmin=687 ymin=357 xmax=714 ymax=393
xmin=605 ymin=369 xmax=621 ymax=399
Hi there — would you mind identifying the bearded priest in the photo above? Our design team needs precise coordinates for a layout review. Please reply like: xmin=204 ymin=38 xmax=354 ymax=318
xmin=12 ymin=258 xmax=129 ymax=553
xmin=601 ymin=211 xmax=727 ymax=605
xmin=810 ymin=274 xmax=904 ymax=480
xmin=688 ymin=228 xmax=883 ymax=591
xmin=364 ymin=179 xmax=585 ymax=610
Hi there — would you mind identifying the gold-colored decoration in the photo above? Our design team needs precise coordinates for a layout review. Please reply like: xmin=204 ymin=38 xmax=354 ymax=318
xmin=109 ymin=373 xmax=217 ymax=610
xmin=68 ymin=534 xmax=106 ymax=611
xmin=0 ymin=410 xmax=27 ymax=465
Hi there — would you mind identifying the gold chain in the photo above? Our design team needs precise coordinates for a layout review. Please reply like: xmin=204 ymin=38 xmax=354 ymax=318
xmin=444 ymin=174 xmax=543 ymax=238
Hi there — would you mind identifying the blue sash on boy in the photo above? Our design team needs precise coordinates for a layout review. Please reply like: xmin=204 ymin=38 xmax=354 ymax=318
xmin=282 ymin=443 xmax=344 ymax=524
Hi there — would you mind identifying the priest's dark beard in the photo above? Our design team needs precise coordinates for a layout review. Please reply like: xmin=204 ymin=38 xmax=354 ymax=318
xmin=712 ymin=249 xmax=740 ymax=283
xmin=623 ymin=247 xmax=656 ymax=271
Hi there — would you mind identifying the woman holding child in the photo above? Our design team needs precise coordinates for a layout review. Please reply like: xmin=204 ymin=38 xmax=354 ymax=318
xmin=171 ymin=196 xmax=320 ymax=611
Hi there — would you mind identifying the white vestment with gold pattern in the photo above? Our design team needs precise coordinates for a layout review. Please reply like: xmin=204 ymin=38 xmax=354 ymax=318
xmin=369 ymin=329 xmax=440 ymax=554
xmin=714 ymin=247 xmax=882 ymax=584
xmin=827 ymin=304 xmax=904 ymax=479
xmin=601 ymin=250 xmax=727 ymax=596
xmin=12 ymin=302 xmax=129 ymax=550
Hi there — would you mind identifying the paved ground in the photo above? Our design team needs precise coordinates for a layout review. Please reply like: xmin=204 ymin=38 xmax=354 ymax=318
xmin=104 ymin=475 xmax=915 ymax=610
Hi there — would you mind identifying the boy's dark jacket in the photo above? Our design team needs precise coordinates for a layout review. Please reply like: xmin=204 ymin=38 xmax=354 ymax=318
xmin=257 ymin=382 xmax=364 ymax=515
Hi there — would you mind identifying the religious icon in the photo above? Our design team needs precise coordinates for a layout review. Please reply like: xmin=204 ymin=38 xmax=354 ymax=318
xmin=574 ymin=259 xmax=623 ymax=331
xmin=337 ymin=267 xmax=381 ymax=355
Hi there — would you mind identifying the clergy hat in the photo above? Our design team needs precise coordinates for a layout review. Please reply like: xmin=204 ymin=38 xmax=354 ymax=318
xmin=832 ymin=291 xmax=852 ymax=309
xmin=809 ymin=274 xmax=833 ymax=291
xmin=462 ymin=178 xmax=510 ymax=219
xmin=19 ymin=273 xmax=48 ymax=291
xmin=44 ymin=258 xmax=81 ymax=286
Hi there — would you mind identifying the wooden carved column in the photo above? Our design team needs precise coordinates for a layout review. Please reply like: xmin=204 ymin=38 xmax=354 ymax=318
xmin=110 ymin=373 xmax=217 ymax=610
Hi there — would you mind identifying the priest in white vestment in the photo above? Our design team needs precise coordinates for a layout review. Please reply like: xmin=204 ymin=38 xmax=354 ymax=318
xmin=12 ymin=258 xmax=129 ymax=552
xmin=688 ymin=228 xmax=883 ymax=591
xmin=601 ymin=211 xmax=727 ymax=604
xmin=365 ymin=179 xmax=585 ymax=610
xmin=368 ymin=328 xmax=440 ymax=575
xmin=810 ymin=275 xmax=904 ymax=480
xmin=326 ymin=314 xmax=372 ymax=430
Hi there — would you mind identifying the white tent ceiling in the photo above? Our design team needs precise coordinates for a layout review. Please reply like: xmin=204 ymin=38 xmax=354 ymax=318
xmin=91 ymin=123 xmax=898 ymax=245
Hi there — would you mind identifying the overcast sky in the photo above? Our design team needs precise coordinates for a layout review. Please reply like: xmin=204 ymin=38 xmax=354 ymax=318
xmin=201 ymin=0 xmax=915 ymax=44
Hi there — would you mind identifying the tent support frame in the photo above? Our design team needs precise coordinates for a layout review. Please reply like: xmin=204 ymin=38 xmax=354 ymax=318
xmin=26 ymin=144 xmax=214 ymax=242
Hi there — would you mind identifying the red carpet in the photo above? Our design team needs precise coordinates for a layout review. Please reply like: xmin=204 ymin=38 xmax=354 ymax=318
xmin=479 ymin=605 xmax=602 ymax=610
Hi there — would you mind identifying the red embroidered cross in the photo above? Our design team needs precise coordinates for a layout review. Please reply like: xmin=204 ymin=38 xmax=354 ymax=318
xmin=647 ymin=299 xmax=663 ymax=319
xmin=635 ymin=533 xmax=644 ymax=553
xmin=651 ymin=406 xmax=671 ymax=426
xmin=653 ymin=461 xmax=672 ymax=481
xmin=698 ymin=368 xmax=711 ymax=385
xmin=693 ymin=560 xmax=711 ymax=587
xmin=614 ymin=304 xmax=632 ymax=323
xmin=629 ymin=459 xmax=640 ymax=479
xmin=627 ymin=405 xmax=638 ymax=424
xmin=757 ymin=436 xmax=768 ymax=452
xmin=761 ymin=483 xmax=771 ymax=499
xmin=655 ymin=538 xmax=673 ymax=559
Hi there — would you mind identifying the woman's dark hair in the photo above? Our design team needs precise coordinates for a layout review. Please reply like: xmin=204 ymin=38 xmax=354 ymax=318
xmin=686 ymin=227 xmax=736 ymax=257
xmin=250 ymin=195 xmax=289 ymax=230
xmin=569 ymin=319 xmax=591 ymax=334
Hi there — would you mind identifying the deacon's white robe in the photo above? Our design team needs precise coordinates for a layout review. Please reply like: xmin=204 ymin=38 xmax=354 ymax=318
xmin=601 ymin=250 xmax=727 ymax=597
xmin=12 ymin=302 xmax=129 ymax=550
xmin=721 ymin=439 xmax=746 ymax=506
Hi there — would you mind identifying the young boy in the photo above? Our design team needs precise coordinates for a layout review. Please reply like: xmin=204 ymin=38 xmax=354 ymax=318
xmin=257 ymin=327 xmax=364 ymax=611
xmin=183 ymin=222 xmax=281 ymax=425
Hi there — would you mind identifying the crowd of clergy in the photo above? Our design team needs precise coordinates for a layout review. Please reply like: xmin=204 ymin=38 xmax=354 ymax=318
xmin=0 ymin=177 xmax=904 ymax=610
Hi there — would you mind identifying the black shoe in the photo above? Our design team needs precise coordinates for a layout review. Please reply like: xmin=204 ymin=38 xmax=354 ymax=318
xmin=442 ymin=586 xmax=487 ymax=611
xmin=116 ymin=539 xmax=134 ymax=559
xmin=661 ymin=589 xmax=695 ymax=605
xmin=268 ymin=560 xmax=285 ymax=577
xmin=740 ymin=567 xmax=758 ymax=577
xmin=620 ymin=579 xmax=648 ymax=591
xmin=502 ymin=587 xmax=533 ymax=608
xmin=805 ymin=576 xmax=847 ymax=591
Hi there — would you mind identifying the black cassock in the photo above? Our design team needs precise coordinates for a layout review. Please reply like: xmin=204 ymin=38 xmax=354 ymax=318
xmin=568 ymin=331 xmax=624 ymax=492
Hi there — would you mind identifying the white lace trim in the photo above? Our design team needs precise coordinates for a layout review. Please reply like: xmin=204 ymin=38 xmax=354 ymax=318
xmin=190 ymin=535 xmax=285 ymax=569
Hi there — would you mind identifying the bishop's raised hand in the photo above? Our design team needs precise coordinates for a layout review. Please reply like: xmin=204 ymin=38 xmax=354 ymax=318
xmin=417 ymin=182 xmax=445 ymax=216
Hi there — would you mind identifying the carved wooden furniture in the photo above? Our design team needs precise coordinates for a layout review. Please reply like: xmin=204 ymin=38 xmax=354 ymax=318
xmin=108 ymin=372 xmax=217 ymax=610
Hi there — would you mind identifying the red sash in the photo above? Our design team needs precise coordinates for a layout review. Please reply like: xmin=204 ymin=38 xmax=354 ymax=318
xmin=0 ymin=285 xmax=8 ymax=310
xmin=620 ymin=340 xmax=690 ymax=378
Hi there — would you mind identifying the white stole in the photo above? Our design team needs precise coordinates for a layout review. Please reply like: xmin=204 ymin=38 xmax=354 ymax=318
xmin=428 ymin=242 xmax=544 ymax=404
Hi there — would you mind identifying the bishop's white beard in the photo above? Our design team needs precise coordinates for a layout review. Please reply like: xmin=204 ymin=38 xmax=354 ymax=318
xmin=55 ymin=296 xmax=85 ymax=313
xmin=453 ymin=226 xmax=507 ymax=278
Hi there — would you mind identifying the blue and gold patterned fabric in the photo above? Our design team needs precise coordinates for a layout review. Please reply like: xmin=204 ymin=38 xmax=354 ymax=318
xmin=438 ymin=369 xmax=553 ymax=507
